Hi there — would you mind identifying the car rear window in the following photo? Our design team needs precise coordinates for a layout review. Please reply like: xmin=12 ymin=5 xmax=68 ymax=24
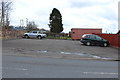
xmin=82 ymin=35 xmax=86 ymax=38
xmin=82 ymin=35 xmax=90 ymax=38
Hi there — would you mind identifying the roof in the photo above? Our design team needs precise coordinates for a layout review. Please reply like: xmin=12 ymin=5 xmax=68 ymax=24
xmin=71 ymin=28 xmax=102 ymax=30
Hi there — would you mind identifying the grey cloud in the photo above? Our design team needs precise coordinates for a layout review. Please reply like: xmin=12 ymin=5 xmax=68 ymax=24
xmin=97 ymin=8 xmax=117 ymax=21
xmin=71 ymin=0 xmax=114 ymax=8
xmin=70 ymin=2 xmax=95 ymax=8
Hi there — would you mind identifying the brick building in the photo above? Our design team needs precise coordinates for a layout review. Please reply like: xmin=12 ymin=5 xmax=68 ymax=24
xmin=70 ymin=28 xmax=102 ymax=40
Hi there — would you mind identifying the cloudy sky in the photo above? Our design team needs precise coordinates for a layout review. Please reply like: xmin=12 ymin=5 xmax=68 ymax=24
xmin=10 ymin=0 xmax=119 ymax=33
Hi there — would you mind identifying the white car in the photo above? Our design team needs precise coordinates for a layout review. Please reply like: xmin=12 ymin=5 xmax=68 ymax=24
xmin=23 ymin=31 xmax=47 ymax=39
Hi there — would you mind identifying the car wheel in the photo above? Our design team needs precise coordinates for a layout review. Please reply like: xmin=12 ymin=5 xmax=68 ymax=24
xmin=37 ymin=36 xmax=42 ymax=39
xmin=25 ymin=35 xmax=29 ymax=38
xmin=103 ymin=43 xmax=108 ymax=47
xmin=86 ymin=42 xmax=91 ymax=46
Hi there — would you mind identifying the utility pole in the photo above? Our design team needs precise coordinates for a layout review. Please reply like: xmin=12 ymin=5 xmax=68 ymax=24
xmin=20 ymin=19 xmax=24 ymax=27
xmin=26 ymin=18 xmax=28 ymax=27
xmin=20 ymin=19 xmax=21 ymax=27
xmin=1 ymin=1 xmax=5 ymax=27
xmin=20 ymin=19 xmax=24 ymax=30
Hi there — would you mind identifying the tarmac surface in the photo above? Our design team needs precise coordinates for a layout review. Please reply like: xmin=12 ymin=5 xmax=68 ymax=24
xmin=2 ymin=55 xmax=118 ymax=78
xmin=2 ymin=39 xmax=119 ymax=61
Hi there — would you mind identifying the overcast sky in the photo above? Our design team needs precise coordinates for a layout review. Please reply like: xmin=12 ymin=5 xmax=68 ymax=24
xmin=10 ymin=0 xmax=119 ymax=33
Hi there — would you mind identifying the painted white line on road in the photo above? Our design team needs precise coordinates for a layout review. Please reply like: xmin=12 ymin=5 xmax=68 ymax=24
xmin=37 ymin=50 xmax=48 ymax=53
xmin=61 ymin=52 xmax=71 ymax=54
xmin=83 ymin=72 xmax=118 ymax=75
xmin=92 ymin=56 xmax=101 ymax=59
xmin=17 ymin=68 xmax=28 ymax=71
xmin=3 ymin=67 xmax=28 ymax=71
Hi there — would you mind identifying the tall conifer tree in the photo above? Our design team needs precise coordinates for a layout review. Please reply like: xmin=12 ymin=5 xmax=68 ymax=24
xmin=49 ymin=8 xmax=63 ymax=33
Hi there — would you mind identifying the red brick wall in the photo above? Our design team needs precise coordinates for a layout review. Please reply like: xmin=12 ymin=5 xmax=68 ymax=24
xmin=94 ymin=33 xmax=120 ymax=48
xmin=71 ymin=28 xmax=102 ymax=39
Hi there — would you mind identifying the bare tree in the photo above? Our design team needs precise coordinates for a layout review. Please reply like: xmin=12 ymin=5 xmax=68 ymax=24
xmin=26 ymin=21 xmax=39 ymax=31
xmin=0 ymin=0 xmax=12 ymax=28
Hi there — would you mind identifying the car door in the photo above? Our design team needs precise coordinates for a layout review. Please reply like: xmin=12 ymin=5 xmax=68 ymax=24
xmin=32 ymin=31 xmax=38 ymax=38
xmin=90 ymin=35 xmax=97 ymax=44
xmin=29 ymin=31 xmax=37 ymax=38
xmin=94 ymin=35 xmax=103 ymax=45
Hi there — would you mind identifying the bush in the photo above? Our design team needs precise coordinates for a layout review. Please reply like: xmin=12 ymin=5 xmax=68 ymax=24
xmin=2 ymin=29 xmax=27 ymax=39
xmin=46 ymin=35 xmax=71 ymax=40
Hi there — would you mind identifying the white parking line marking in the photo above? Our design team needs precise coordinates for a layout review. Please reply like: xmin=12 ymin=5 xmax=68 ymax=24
xmin=3 ymin=67 xmax=28 ymax=71
xmin=83 ymin=72 xmax=118 ymax=75
xmin=61 ymin=52 xmax=71 ymax=54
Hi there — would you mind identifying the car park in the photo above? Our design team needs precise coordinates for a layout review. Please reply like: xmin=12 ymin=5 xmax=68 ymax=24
xmin=23 ymin=31 xmax=47 ymax=39
xmin=80 ymin=34 xmax=109 ymax=47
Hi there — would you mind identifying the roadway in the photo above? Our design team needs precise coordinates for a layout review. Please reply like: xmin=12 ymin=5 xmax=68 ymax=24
xmin=2 ymin=55 xmax=118 ymax=78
